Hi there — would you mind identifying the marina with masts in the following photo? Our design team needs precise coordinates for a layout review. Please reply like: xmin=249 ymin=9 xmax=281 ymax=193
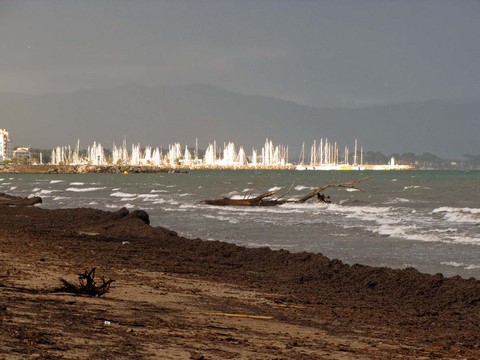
xmin=49 ymin=138 xmax=413 ymax=170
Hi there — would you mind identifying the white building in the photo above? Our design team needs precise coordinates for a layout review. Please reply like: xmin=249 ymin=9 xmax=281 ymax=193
xmin=0 ymin=129 xmax=13 ymax=162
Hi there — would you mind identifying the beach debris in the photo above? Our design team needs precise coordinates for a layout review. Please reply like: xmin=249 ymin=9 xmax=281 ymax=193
xmin=201 ymin=177 xmax=370 ymax=207
xmin=58 ymin=268 xmax=114 ymax=297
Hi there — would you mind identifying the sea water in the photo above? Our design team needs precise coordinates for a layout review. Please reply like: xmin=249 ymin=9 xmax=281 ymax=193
xmin=3 ymin=170 xmax=480 ymax=279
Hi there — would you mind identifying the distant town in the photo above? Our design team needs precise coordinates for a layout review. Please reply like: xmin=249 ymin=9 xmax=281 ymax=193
xmin=1 ymin=128 xmax=479 ymax=170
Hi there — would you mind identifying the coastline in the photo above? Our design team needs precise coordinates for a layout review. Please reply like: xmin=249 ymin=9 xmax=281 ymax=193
xmin=1 ymin=204 xmax=480 ymax=359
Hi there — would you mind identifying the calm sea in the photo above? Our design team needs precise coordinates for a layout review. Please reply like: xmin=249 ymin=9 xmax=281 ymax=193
xmin=3 ymin=170 xmax=480 ymax=279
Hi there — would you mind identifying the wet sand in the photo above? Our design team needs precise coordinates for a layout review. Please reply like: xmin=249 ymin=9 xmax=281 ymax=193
xmin=1 ymin=205 xmax=480 ymax=359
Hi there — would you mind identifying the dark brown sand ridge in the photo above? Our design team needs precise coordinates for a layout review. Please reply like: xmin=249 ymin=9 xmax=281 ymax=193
xmin=1 ymin=203 xmax=479 ymax=359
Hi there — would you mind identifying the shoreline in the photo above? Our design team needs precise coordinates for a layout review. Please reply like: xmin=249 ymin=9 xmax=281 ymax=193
xmin=1 ymin=204 xmax=480 ymax=358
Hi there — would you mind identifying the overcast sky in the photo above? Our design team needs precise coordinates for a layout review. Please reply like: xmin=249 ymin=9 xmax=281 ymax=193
xmin=1 ymin=0 xmax=479 ymax=107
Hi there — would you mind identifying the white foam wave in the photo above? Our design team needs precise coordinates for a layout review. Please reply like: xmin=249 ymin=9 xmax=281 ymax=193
xmin=138 ymin=194 xmax=159 ymax=199
xmin=268 ymin=186 xmax=282 ymax=192
xmin=441 ymin=261 xmax=464 ymax=267
xmin=70 ymin=182 xmax=84 ymax=185
xmin=294 ymin=185 xmax=311 ymax=191
xmin=346 ymin=188 xmax=359 ymax=192
xmin=9 ymin=186 xmax=17 ymax=191
xmin=433 ymin=207 xmax=480 ymax=223
xmin=66 ymin=187 xmax=106 ymax=192
xmin=53 ymin=196 xmax=70 ymax=201
xmin=50 ymin=180 xmax=64 ymax=184
xmin=441 ymin=261 xmax=480 ymax=270
xmin=35 ymin=189 xmax=59 ymax=195
xmin=110 ymin=191 xmax=137 ymax=198
xmin=386 ymin=197 xmax=411 ymax=204
xmin=403 ymin=185 xmax=431 ymax=190
xmin=465 ymin=264 xmax=480 ymax=270
xmin=329 ymin=204 xmax=394 ymax=217
xmin=203 ymin=214 xmax=239 ymax=224
xmin=150 ymin=189 xmax=168 ymax=193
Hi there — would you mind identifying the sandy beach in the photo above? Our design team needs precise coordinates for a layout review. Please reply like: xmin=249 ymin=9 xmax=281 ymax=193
xmin=1 ymin=203 xmax=480 ymax=359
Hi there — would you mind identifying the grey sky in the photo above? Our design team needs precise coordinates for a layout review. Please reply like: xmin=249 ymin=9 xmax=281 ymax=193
xmin=1 ymin=0 xmax=479 ymax=107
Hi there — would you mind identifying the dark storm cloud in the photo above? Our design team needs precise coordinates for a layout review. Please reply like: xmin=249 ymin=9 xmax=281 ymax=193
xmin=1 ymin=0 xmax=479 ymax=106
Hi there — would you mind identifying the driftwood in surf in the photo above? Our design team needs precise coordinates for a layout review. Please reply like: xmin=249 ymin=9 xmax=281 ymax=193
xmin=202 ymin=177 xmax=370 ymax=207
xmin=203 ymin=190 xmax=288 ymax=207
xmin=297 ymin=177 xmax=370 ymax=203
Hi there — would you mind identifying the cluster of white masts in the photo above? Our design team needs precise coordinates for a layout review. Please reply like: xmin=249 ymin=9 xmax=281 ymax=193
xmin=301 ymin=138 xmax=363 ymax=166
xmin=50 ymin=138 xmax=290 ymax=168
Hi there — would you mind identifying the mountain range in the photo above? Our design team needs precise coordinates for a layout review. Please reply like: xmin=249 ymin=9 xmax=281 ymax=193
xmin=1 ymin=84 xmax=478 ymax=160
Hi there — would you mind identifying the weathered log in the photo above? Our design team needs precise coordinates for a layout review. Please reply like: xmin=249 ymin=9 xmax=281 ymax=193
xmin=202 ymin=177 xmax=370 ymax=207
xmin=203 ymin=198 xmax=287 ymax=207
xmin=0 ymin=192 xmax=42 ymax=206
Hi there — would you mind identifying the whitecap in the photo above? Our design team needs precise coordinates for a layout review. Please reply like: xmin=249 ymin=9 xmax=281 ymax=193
xmin=66 ymin=187 xmax=106 ymax=192
xmin=36 ymin=189 xmax=58 ymax=195
xmin=465 ymin=264 xmax=480 ymax=270
xmin=203 ymin=214 xmax=239 ymax=224
xmin=441 ymin=261 xmax=464 ymax=268
xmin=268 ymin=186 xmax=282 ymax=192
xmin=403 ymin=185 xmax=431 ymax=190
xmin=433 ymin=207 xmax=480 ymax=223
xmin=50 ymin=180 xmax=64 ymax=184
xmin=110 ymin=191 xmax=137 ymax=198
xmin=138 ymin=194 xmax=159 ymax=199
xmin=9 ymin=186 xmax=17 ymax=191
xmin=70 ymin=182 xmax=84 ymax=185
xmin=294 ymin=185 xmax=311 ymax=191
xmin=53 ymin=196 xmax=70 ymax=201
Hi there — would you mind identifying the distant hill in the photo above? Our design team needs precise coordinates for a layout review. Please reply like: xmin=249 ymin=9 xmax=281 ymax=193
xmin=1 ymin=84 xmax=478 ymax=159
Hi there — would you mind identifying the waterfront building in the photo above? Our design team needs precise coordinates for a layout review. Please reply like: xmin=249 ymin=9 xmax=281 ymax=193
xmin=13 ymin=147 xmax=32 ymax=159
xmin=0 ymin=129 xmax=13 ymax=162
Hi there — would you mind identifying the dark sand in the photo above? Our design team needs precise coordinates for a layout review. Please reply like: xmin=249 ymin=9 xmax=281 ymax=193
xmin=1 ymin=204 xmax=480 ymax=359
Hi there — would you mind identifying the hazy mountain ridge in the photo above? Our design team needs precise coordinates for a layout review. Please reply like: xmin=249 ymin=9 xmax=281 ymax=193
xmin=1 ymin=84 xmax=478 ymax=159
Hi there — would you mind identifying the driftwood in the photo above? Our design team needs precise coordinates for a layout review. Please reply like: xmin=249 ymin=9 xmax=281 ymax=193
xmin=203 ymin=190 xmax=288 ymax=207
xmin=297 ymin=177 xmax=369 ymax=203
xmin=0 ymin=192 xmax=42 ymax=206
xmin=58 ymin=268 xmax=114 ymax=297
xmin=202 ymin=177 xmax=370 ymax=207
